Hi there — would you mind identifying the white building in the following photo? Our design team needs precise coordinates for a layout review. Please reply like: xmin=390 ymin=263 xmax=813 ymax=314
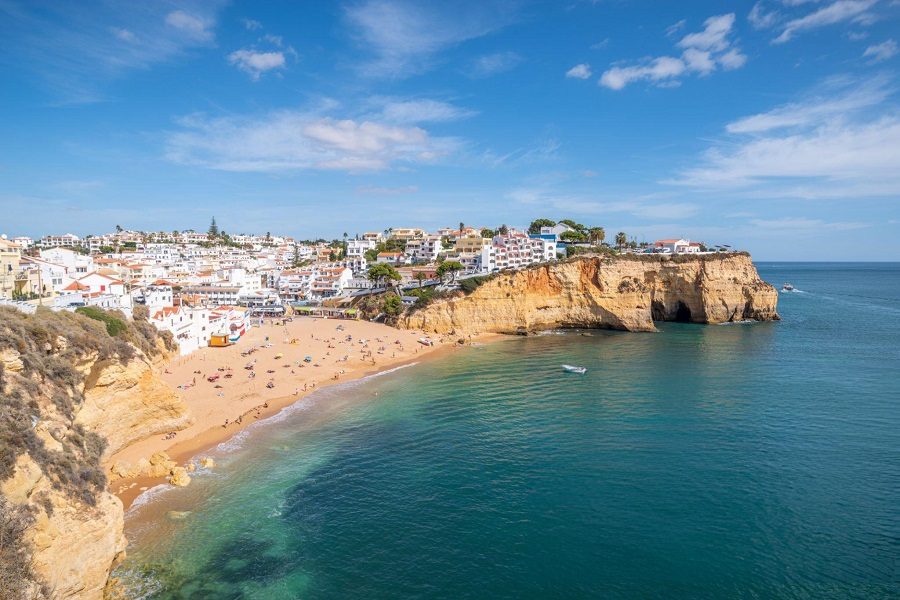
xmin=405 ymin=237 xmax=442 ymax=263
xmin=347 ymin=238 xmax=376 ymax=259
xmin=40 ymin=248 xmax=94 ymax=276
xmin=12 ymin=236 xmax=33 ymax=249
xmin=181 ymin=285 xmax=241 ymax=305
xmin=653 ymin=239 xmax=702 ymax=254
xmin=40 ymin=234 xmax=82 ymax=249
xmin=149 ymin=305 xmax=213 ymax=356
xmin=491 ymin=232 xmax=556 ymax=271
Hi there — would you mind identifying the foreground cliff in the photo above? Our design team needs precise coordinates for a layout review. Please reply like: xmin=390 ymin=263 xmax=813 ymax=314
xmin=401 ymin=253 xmax=778 ymax=334
xmin=0 ymin=306 xmax=188 ymax=600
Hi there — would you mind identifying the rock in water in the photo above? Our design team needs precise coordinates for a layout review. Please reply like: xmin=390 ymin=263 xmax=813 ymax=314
xmin=168 ymin=467 xmax=191 ymax=487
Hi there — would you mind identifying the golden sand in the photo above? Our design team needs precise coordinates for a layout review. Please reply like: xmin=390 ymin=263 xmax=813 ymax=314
xmin=108 ymin=316 xmax=484 ymax=508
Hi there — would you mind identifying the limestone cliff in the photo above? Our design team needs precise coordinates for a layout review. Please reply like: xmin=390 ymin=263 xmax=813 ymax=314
xmin=401 ymin=253 xmax=778 ymax=334
xmin=0 ymin=306 xmax=188 ymax=600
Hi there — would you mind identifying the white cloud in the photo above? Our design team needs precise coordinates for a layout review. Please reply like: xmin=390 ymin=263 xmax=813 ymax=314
xmin=600 ymin=13 xmax=745 ymax=90
xmin=749 ymin=2 xmax=780 ymax=29
xmin=165 ymin=10 xmax=213 ymax=42
xmin=682 ymin=49 xmax=716 ymax=74
xmin=672 ymin=77 xmax=900 ymax=199
xmin=243 ymin=19 xmax=262 ymax=31
xmin=749 ymin=218 xmax=868 ymax=231
xmin=378 ymin=99 xmax=476 ymax=123
xmin=0 ymin=1 xmax=226 ymax=103
xmin=600 ymin=56 xmax=686 ymax=90
xmin=718 ymin=48 xmax=748 ymax=69
xmin=863 ymin=39 xmax=898 ymax=62
xmin=677 ymin=13 xmax=736 ymax=52
xmin=679 ymin=119 xmax=900 ymax=187
xmin=357 ymin=185 xmax=419 ymax=195
xmin=470 ymin=51 xmax=522 ymax=77
xmin=228 ymin=49 xmax=286 ymax=79
xmin=773 ymin=0 xmax=877 ymax=44
xmin=506 ymin=188 xmax=698 ymax=220
xmin=111 ymin=27 xmax=136 ymax=43
xmin=666 ymin=19 xmax=686 ymax=37
xmin=344 ymin=0 xmax=515 ymax=78
xmin=725 ymin=75 xmax=890 ymax=133
xmin=165 ymin=109 xmax=459 ymax=173
xmin=566 ymin=63 xmax=592 ymax=79
xmin=482 ymin=139 xmax=561 ymax=168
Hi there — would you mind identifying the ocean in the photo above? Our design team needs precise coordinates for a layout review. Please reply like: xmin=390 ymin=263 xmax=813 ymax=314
xmin=116 ymin=263 xmax=900 ymax=599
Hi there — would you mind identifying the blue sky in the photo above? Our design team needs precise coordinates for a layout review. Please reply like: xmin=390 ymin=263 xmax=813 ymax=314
xmin=1 ymin=0 xmax=898 ymax=260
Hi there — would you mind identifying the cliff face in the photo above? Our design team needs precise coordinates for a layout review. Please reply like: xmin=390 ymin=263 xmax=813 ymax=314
xmin=401 ymin=253 xmax=778 ymax=334
xmin=0 ymin=307 xmax=188 ymax=600
xmin=77 ymin=354 xmax=190 ymax=458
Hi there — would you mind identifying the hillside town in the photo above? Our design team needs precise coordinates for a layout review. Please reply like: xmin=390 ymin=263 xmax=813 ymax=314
xmin=0 ymin=218 xmax=722 ymax=356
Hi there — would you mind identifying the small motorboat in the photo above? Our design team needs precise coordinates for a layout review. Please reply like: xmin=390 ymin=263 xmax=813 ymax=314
xmin=562 ymin=364 xmax=587 ymax=374
xmin=782 ymin=283 xmax=795 ymax=292
xmin=418 ymin=337 xmax=434 ymax=347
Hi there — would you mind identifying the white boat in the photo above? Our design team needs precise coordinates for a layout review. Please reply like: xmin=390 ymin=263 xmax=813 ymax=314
xmin=418 ymin=337 xmax=434 ymax=347
xmin=782 ymin=282 xmax=794 ymax=292
xmin=562 ymin=364 xmax=587 ymax=374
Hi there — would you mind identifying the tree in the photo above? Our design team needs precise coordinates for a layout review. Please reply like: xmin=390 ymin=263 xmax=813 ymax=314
xmin=292 ymin=244 xmax=301 ymax=267
xmin=382 ymin=293 xmax=403 ymax=316
xmin=265 ymin=231 xmax=272 ymax=243
xmin=367 ymin=263 xmax=401 ymax=288
xmin=560 ymin=230 xmax=587 ymax=243
xmin=459 ymin=221 xmax=465 ymax=236
xmin=436 ymin=260 xmax=463 ymax=283
xmin=115 ymin=224 xmax=123 ymax=233
xmin=480 ymin=227 xmax=496 ymax=238
xmin=415 ymin=272 xmax=427 ymax=287
xmin=499 ymin=224 xmax=509 ymax=235
xmin=559 ymin=219 xmax=586 ymax=233
xmin=528 ymin=218 xmax=556 ymax=234
xmin=588 ymin=227 xmax=605 ymax=245
xmin=208 ymin=217 xmax=219 ymax=238
xmin=615 ymin=231 xmax=627 ymax=249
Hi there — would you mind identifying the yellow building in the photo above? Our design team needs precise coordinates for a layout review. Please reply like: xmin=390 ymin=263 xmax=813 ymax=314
xmin=455 ymin=235 xmax=491 ymax=254
xmin=0 ymin=237 xmax=22 ymax=299
xmin=390 ymin=228 xmax=426 ymax=242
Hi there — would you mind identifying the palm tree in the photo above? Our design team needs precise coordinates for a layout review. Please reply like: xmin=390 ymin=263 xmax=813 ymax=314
xmin=459 ymin=221 xmax=465 ymax=237
xmin=589 ymin=227 xmax=605 ymax=245
xmin=615 ymin=231 xmax=627 ymax=250
xmin=415 ymin=272 xmax=426 ymax=288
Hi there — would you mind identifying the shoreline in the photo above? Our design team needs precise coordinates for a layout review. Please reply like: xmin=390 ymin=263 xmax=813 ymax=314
xmin=108 ymin=318 xmax=499 ymax=509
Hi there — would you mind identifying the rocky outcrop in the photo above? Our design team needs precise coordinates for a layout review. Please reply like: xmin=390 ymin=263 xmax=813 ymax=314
xmin=0 ymin=307 xmax=189 ymax=600
xmin=76 ymin=353 xmax=191 ymax=458
xmin=401 ymin=253 xmax=778 ymax=334
xmin=1 ymin=456 xmax=126 ymax=600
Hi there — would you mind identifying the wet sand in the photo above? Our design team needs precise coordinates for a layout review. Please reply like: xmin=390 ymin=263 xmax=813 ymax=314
xmin=108 ymin=317 xmax=487 ymax=508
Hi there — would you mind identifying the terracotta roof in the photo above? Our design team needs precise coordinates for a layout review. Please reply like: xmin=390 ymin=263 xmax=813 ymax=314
xmin=63 ymin=281 xmax=90 ymax=291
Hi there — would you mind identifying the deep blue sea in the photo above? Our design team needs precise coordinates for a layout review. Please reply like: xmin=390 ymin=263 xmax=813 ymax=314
xmin=117 ymin=263 xmax=900 ymax=599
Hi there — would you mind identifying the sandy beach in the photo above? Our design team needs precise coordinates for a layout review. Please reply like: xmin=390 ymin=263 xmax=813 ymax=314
xmin=108 ymin=316 xmax=479 ymax=508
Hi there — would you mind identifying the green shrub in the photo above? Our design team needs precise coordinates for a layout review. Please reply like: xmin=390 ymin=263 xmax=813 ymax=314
xmin=0 ymin=306 xmax=167 ymax=508
xmin=75 ymin=306 xmax=127 ymax=337
xmin=0 ymin=496 xmax=49 ymax=599
xmin=459 ymin=274 xmax=494 ymax=294
xmin=382 ymin=294 xmax=403 ymax=316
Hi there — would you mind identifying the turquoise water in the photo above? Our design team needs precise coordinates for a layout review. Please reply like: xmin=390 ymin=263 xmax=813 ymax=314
xmin=118 ymin=263 xmax=900 ymax=599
